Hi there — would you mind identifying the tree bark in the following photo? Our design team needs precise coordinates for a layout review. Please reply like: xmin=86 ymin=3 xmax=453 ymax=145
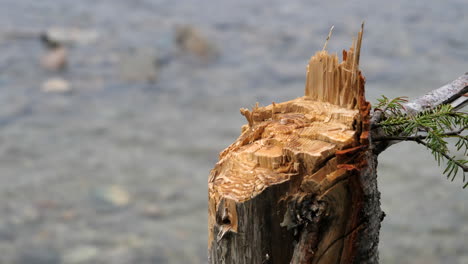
xmin=403 ymin=73 xmax=468 ymax=114
xmin=208 ymin=25 xmax=467 ymax=263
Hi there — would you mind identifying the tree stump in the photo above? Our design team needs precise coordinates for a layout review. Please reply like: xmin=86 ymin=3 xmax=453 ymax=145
xmin=208 ymin=27 xmax=382 ymax=264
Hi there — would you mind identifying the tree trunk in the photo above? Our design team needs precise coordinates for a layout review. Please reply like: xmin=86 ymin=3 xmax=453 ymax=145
xmin=208 ymin=24 xmax=467 ymax=263
xmin=208 ymin=27 xmax=382 ymax=264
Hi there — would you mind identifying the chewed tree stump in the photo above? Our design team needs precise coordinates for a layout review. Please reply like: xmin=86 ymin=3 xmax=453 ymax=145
xmin=208 ymin=27 xmax=382 ymax=264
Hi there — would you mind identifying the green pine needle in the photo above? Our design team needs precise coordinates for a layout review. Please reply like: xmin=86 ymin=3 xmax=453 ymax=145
xmin=374 ymin=95 xmax=468 ymax=188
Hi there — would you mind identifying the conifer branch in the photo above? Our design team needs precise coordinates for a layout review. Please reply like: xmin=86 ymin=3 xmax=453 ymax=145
xmin=371 ymin=73 xmax=468 ymax=188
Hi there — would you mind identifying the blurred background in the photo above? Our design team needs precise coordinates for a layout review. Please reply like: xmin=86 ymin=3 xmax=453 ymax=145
xmin=0 ymin=0 xmax=466 ymax=263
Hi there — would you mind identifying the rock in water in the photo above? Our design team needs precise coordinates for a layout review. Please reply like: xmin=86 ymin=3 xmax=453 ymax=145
xmin=141 ymin=204 xmax=164 ymax=219
xmin=63 ymin=246 xmax=98 ymax=264
xmin=40 ymin=46 xmax=67 ymax=71
xmin=44 ymin=27 xmax=99 ymax=45
xmin=41 ymin=78 xmax=71 ymax=93
xmin=175 ymin=25 xmax=218 ymax=60
xmin=91 ymin=185 xmax=131 ymax=211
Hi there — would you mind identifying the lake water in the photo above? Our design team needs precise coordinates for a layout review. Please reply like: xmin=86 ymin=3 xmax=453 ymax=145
xmin=0 ymin=0 xmax=466 ymax=263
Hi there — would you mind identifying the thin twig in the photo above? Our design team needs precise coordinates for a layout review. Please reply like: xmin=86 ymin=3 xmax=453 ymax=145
xmin=373 ymin=127 xmax=466 ymax=141
xmin=322 ymin=25 xmax=334 ymax=51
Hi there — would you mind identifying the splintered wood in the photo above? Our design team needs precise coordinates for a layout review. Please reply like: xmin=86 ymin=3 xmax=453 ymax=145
xmin=209 ymin=26 xmax=370 ymax=264
xmin=305 ymin=28 xmax=363 ymax=109
xmin=211 ymin=99 xmax=359 ymax=202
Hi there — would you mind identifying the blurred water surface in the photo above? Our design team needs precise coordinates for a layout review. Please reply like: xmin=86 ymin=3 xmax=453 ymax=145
xmin=0 ymin=0 xmax=467 ymax=263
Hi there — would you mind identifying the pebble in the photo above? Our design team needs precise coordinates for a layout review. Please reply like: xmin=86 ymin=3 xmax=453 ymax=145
xmin=44 ymin=27 xmax=99 ymax=45
xmin=100 ymin=246 xmax=133 ymax=264
xmin=36 ymin=200 xmax=58 ymax=209
xmin=40 ymin=46 xmax=67 ymax=71
xmin=142 ymin=204 xmax=164 ymax=219
xmin=41 ymin=78 xmax=71 ymax=93
xmin=91 ymin=185 xmax=131 ymax=211
xmin=63 ymin=246 xmax=98 ymax=264
xmin=175 ymin=25 xmax=218 ymax=60
xmin=61 ymin=210 xmax=77 ymax=221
